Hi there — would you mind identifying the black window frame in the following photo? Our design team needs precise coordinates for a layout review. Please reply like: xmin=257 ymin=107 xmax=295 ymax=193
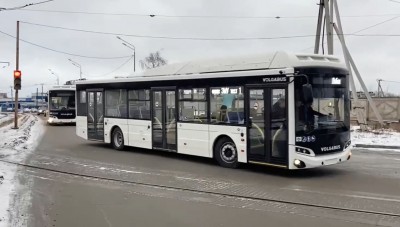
xmin=128 ymin=89 xmax=151 ymax=120
xmin=178 ymin=87 xmax=208 ymax=124
xmin=104 ymin=89 xmax=128 ymax=118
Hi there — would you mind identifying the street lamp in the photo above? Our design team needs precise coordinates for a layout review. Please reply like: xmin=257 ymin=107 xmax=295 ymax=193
xmin=48 ymin=69 xmax=60 ymax=85
xmin=0 ymin=61 xmax=9 ymax=68
xmin=68 ymin=58 xmax=82 ymax=79
xmin=116 ymin=36 xmax=136 ymax=72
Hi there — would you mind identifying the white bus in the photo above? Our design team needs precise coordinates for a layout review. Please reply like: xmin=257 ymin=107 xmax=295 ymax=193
xmin=75 ymin=52 xmax=352 ymax=169
xmin=48 ymin=85 xmax=76 ymax=124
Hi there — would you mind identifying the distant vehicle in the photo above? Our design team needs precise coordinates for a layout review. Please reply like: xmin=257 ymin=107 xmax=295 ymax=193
xmin=23 ymin=107 xmax=31 ymax=113
xmin=31 ymin=108 xmax=38 ymax=113
xmin=75 ymin=51 xmax=352 ymax=170
xmin=4 ymin=103 xmax=21 ymax=112
xmin=47 ymin=85 xmax=76 ymax=124
xmin=37 ymin=107 xmax=47 ymax=116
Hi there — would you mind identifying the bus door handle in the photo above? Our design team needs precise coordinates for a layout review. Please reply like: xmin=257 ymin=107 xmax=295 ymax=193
xmin=147 ymin=125 xmax=150 ymax=129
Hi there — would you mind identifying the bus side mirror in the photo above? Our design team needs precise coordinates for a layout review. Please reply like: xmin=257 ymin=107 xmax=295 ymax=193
xmin=302 ymin=84 xmax=314 ymax=104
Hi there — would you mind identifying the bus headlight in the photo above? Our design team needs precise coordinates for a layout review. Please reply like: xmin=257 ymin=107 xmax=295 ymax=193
xmin=294 ymin=159 xmax=306 ymax=168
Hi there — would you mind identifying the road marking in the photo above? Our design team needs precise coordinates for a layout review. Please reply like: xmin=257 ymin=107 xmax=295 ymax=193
xmin=287 ymin=187 xmax=400 ymax=203
xmin=98 ymin=208 xmax=113 ymax=227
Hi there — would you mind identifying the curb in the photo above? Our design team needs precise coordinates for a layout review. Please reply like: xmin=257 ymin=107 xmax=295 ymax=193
xmin=354 ymin=144 xmax=400 ymax=150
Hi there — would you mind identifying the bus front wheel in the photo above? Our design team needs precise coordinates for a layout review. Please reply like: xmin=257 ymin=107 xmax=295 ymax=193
xmin=214 ymin=137 xmax=239 ymax=168
xmin=111 ymin=127 xmax=125 ymax=150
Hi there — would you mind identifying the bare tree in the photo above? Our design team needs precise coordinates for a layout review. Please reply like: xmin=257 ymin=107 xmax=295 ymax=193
xmin=140 ymin=51 xmax=167 ymax=69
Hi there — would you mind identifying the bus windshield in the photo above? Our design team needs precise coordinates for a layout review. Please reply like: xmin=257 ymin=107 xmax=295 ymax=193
xmin=295 ymin=74 xmax=350 ymax=134
xmin=49 ymin=91 xmax=75 ymax=111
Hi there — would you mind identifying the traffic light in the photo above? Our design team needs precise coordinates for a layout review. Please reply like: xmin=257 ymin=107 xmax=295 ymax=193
xmin=14 ymin=70 xmax=21 ymax=90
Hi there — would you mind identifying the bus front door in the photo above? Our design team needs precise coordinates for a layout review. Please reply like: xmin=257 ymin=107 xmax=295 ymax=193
xmin=247 ymin=87 xmax=288 ymax=167
xmin=87 ymin=91 xmax=104 ymax=141
xmin=151 ymin=88 xmax=177 ymax=151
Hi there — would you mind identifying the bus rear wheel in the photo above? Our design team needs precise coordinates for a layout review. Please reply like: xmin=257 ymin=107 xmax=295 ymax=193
xmin=214 ymin=137 xmax=239 ymax=168
xmin=111 ymin=127 xmax=125 ymax=150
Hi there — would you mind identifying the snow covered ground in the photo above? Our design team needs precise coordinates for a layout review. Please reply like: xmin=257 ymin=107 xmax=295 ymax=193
xmin=0 ymin=114 xmax=13 ymax=126
xmin=0 ymin=115 xmax=45 ymax=226
xmin=351 ymin=126 xmax=400 ymax=148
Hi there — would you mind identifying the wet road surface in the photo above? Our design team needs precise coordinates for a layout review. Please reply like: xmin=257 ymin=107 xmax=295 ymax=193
xmin=8 ymin=121 xmax=400 ymax=226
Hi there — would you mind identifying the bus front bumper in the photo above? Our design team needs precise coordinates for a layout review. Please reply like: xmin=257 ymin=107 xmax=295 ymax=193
xmin=47 ymin=117 xmax=76 ymax=124
xmin=289 ymin=147 xmax=352 ymax=169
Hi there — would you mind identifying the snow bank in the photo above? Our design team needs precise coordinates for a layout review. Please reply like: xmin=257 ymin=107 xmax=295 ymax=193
xmin=351 ymin=126 xmax=400 ymax=147
xmin=0 ymin=115 xmax=45 ymax=226
xmin=0 ymin=114 xmax=13 ymax=126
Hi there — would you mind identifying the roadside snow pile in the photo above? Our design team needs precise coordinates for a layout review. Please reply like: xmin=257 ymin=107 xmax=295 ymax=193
xmin=351 ymin=126 xmax=400 ymax=147
xmin=0 ymin=114 xmax=13 ymax=126
xmin=0 ymin=115 xmax=45 ymax=227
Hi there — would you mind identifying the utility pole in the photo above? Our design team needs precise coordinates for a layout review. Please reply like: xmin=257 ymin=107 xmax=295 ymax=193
xmin=36 ymin=88 xmax=39 ymax=107
xmin=10 ymin=86 xmax=13 ymax=100
xmin=35 ymin=83 xmax=45 ymax=102
xmin=13 ymin=21 xmax=20 ymax=129
xmin=314 ymin=0 xmax=384 ymax=127
xmin=377 ymin=79 xmax=384 ymax=98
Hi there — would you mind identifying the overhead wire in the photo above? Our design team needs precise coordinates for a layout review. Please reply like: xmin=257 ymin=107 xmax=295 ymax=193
xmin=16 ymin=9 xmax=400 ymax=19
xmin=82 ymin=55 xmax=134 ymax=78
xmin=0 ymin=29 xmax=133 ymax=59
xmin=0 ymin=0 xmax=54 ymax=11
xmin=300 ymin=15 xmax=400 ymax=51
xmin=19 ymin=21 xmax=400 ymax=41
xmin=20 ymin=21 xmax=317 ymax=41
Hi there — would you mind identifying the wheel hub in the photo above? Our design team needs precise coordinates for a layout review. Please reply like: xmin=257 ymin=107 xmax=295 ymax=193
xmin=221 ymin=143 xmax=236 ymax=162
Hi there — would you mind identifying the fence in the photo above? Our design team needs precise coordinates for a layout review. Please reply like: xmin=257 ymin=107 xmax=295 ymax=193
xmin=351 ymin=97 xmax=400 ymax=123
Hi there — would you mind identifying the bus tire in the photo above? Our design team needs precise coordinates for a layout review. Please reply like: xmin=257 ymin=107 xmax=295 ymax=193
xmin=111 ymin=127 xmax=125 ymax=150
xmin=214 ymin=137 xmax=239 ymax=168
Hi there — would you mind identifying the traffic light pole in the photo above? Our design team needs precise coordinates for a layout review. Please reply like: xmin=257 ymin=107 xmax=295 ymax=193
xmin=13 ymin=21 xmax=19 ymax=129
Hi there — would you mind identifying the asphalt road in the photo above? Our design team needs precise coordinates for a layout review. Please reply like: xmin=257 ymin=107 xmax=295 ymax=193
xmin=9 ymin=119 xmax=400 ymax=227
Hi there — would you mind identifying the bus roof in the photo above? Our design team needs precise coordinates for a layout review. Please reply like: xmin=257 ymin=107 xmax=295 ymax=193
xmin=48 ymin=85 xmax=76 ymax=91
xmin=143 ymin=51 xmax=346 ymax=77
xmin=76 ymin=51 xmax=347 ymax=85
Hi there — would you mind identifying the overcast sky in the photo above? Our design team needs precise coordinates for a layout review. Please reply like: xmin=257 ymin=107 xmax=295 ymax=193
xmin=0 ymin=0 xmax=399 ymax=97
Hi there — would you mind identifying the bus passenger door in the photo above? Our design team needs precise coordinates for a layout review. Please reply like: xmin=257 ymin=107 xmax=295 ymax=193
xmin=151 ymin=88 xmax=177 ymax=151
xmin=247 ymin=86 xmax=288 ymax=167
xmin=87 ymin=91 xmax=104 ymax=141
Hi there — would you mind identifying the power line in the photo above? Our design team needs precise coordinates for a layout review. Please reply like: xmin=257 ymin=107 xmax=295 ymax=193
xmin=0 ymin=29 xmax=133 ymax=59
xmin=20 ymin=21 xmax=317 ymax=40
xmin=82 ymin=55 xmax=134 ymax=78
xmin=352 ymin=15 xmax=400 ymax=34
xmin=0 ymin=0 xmax=54 ymax=11
xmin=381 ymin=79 xmax=400 ymax=84
xmin=17 ymin=9 xmax=400 ymax=19
xmin=300 ymin=15 xmax=400 ymax=51
xmin=19 ymin=21 xmax=400 ymax=41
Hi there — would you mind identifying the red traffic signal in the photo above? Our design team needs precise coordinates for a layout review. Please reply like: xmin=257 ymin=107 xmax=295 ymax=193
xmin=14 ymin=70 xmax=21 ymax=90
xmin=14 ymin=70 xmax=22 ymax=79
